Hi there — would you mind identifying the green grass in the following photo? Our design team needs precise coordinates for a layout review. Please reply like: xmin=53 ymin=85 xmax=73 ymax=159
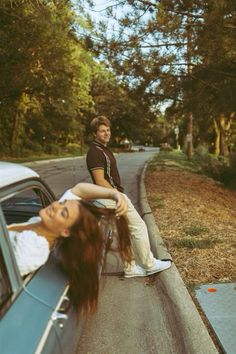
xmin=148 ymin=150 xmax=202 ymax=173
xmin=174 ymin=238 xmax=219 ymax=249
xmin=183 ymin=224 xmax=209 ymax=237
xmin=0 ymin=152 xmax=86 ymax=163
xmin=0 ymin=145 xmax=129 ymax=164
xmin=148 ymin=195 xmax=165 ymax=209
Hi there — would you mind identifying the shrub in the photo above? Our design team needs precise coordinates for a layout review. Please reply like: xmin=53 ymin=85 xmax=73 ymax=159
xmin=45 ymin=143 xmax=62 ymax=155
xmin=219 ymin=152 xmax=236 ymax=188
xmin=160 ymin=143 xmax=173 ymax=151
xmin=193 ymin=149 xmax=234 ymax=187
xmin=194 ymin=144 xmax=209 ymax=157
xmin=194 ymin=144 xmax=211 ymax=163
xmin=24 ymin=140 xmax=43 ymax=153
xmin=199 ymin=153 xmax=236 ymax=188
xmin=65 ymin=143 xmax=81 ymax=155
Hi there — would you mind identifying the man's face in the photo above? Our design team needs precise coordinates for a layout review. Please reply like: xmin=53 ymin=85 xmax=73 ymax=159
xmin=94 ymin=124 xmax=111 ymax=146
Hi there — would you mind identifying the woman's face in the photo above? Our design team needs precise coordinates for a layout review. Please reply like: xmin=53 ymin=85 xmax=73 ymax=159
xmin=39 ymin=200 xmax=80 ymax=237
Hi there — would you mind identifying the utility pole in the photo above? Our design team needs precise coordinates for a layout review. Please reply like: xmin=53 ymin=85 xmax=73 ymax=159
xmin=186 ymin=10 xmax=193 ymax=160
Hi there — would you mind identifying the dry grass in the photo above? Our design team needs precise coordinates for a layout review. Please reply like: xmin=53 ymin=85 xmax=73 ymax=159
xmin=145 ymin=163 xmax=236 ymax=286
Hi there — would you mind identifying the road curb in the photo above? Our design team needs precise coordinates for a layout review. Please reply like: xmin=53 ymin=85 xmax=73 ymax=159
xmin=139 ymin=162 xmax=218 ymax=354
xmin=23 ymin=156 xmax=84 ymax=166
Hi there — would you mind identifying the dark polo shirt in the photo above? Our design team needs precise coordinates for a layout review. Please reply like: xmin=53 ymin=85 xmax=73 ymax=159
xmin=86 ymin=141 xmax=124 ymax=193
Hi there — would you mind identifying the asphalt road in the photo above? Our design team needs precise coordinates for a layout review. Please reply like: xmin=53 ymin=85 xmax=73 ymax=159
xmin=26 ymin=150 xmax=217 ymax=354
xmin=28 ymin=151 xmax=187 ymax=353
xmin=27 ymin=150 xmax=158 ymax=211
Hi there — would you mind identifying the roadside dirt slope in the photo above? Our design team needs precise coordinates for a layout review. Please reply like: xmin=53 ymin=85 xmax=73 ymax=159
xmin=145 ymin=168 xmax=236 ymax=285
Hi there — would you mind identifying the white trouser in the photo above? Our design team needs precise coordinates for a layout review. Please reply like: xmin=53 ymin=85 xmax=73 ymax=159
xmin=96 ymin=194 xmax=154 ymax=272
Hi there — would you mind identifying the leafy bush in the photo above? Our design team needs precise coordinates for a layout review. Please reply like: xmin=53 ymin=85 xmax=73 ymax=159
xmin=160 ymin=143 xmax=173 ymax=151
xmin=45 ymin=144 xmax=62 ymax=155
xmin=65 ymin=143 xmax=81 ymax=155
xmin=24 ymin=140 xmax=43 ymax=153
xmin=200 ymin=153 xmax=236 ymax=188
xmin=195 ymin=144 xmax=209 ymax=155
xmin=194 ymin=144 xmax=210 ymax=162
xmin=219 ymin=153 xmax=236 ymax=188
xmin=201 ymin=158 xmax=225 ymax=180
xmin=193 ymin=148 xmax=236 ymax=189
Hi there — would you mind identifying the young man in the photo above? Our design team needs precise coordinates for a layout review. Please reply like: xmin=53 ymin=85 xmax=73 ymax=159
xmin=86 ymin=115 xmax=171 ymax=278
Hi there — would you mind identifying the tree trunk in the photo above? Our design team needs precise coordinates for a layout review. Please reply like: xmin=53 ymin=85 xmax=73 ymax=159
xmin=213 ymin=118 xmax=220 ymax=155
xmin=186 ymin=112 xmax=193 ymax=159
xmin=10 ymin=112 xmax=22 ymax=156
xmin=10 ymin=93 xmax=29 ymax=156
xmin=219 ymin=130 xmax=226 ymax=157
xmin=219 ymin=113 xmax=233 ymax=157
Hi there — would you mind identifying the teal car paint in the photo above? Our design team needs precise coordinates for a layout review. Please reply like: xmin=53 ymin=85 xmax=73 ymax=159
xmin=0 ymin=162 xmax=82 ymax=354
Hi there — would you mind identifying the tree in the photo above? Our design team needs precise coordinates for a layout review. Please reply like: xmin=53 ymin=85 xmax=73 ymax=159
xmin=83 ymin=0 xmax=236 ymax=156
xmin=187 ymin=0 xmax=236 ymax=155
xmin=84 ymin=62 xmax=157 ymax=144
xmin=0 ymin=0 xmax=95 ymax=156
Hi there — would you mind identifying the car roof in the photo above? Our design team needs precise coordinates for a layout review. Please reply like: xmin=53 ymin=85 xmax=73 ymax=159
xmin=0 ymin=161 xmax=39 ymax=188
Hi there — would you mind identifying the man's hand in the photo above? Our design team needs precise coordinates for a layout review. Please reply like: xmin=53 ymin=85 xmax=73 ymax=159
xmin=112 ymin=191 xmax=128 ymax=216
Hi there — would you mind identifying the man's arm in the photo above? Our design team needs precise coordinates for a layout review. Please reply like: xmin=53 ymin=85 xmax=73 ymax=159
xmin=91 ymin=169 xmax=115 ymax=189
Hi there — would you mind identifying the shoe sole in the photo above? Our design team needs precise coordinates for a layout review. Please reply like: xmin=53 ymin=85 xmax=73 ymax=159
xmin=124 ymin=273 xmax=147 ymax=278
xmin=146 ymin=261 xmax=171 ymax=276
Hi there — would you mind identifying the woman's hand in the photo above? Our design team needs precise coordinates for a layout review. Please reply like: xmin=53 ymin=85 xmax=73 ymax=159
xmin=112 ymin=191 xmax=128 ymax=216
xmin=71 ymin=183 xmax=128 ymax=216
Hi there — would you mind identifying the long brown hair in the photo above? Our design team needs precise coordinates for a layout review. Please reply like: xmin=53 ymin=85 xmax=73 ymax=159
xmin=59 ymin=200 xmax=132 ymax=315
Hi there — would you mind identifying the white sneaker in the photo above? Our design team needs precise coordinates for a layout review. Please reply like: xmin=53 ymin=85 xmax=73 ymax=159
xmin=146 ymin=259 xmax=172 ymax=276
xmin=124 ymin=265 xmax=147 ymax=278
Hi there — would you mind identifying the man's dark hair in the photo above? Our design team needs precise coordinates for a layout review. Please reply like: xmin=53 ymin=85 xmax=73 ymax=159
xmin=90 ymin=116 xmax=111 ymax=133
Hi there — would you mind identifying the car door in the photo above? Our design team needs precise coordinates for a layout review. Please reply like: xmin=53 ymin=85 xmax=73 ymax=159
xmin=0 ymin=179 xmax=81 ymax=354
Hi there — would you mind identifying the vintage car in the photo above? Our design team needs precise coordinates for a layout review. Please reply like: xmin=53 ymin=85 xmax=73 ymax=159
xmin=0 ymin=161 xmax=84 ymax=354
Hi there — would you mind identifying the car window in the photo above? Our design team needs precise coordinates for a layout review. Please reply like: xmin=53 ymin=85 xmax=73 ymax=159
xmin=0 ymin=247 xmax=12 ymax=314
xmin=2 ymin=188 xmax=43 ymax=225
xmin=1 ymin=185 xmax=53 ymax=280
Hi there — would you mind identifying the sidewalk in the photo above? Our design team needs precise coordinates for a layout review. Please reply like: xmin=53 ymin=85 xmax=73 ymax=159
xmin=195 ymin=282 xmax=236 ymax=354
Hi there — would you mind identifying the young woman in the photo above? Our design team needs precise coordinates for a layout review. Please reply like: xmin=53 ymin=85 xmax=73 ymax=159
xmin=7 ymin=182 xmax=133 ymax=315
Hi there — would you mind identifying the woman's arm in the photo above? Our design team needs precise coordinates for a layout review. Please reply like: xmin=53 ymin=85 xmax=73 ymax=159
xmin=71 ymin=183 xmax=127 ymax=216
